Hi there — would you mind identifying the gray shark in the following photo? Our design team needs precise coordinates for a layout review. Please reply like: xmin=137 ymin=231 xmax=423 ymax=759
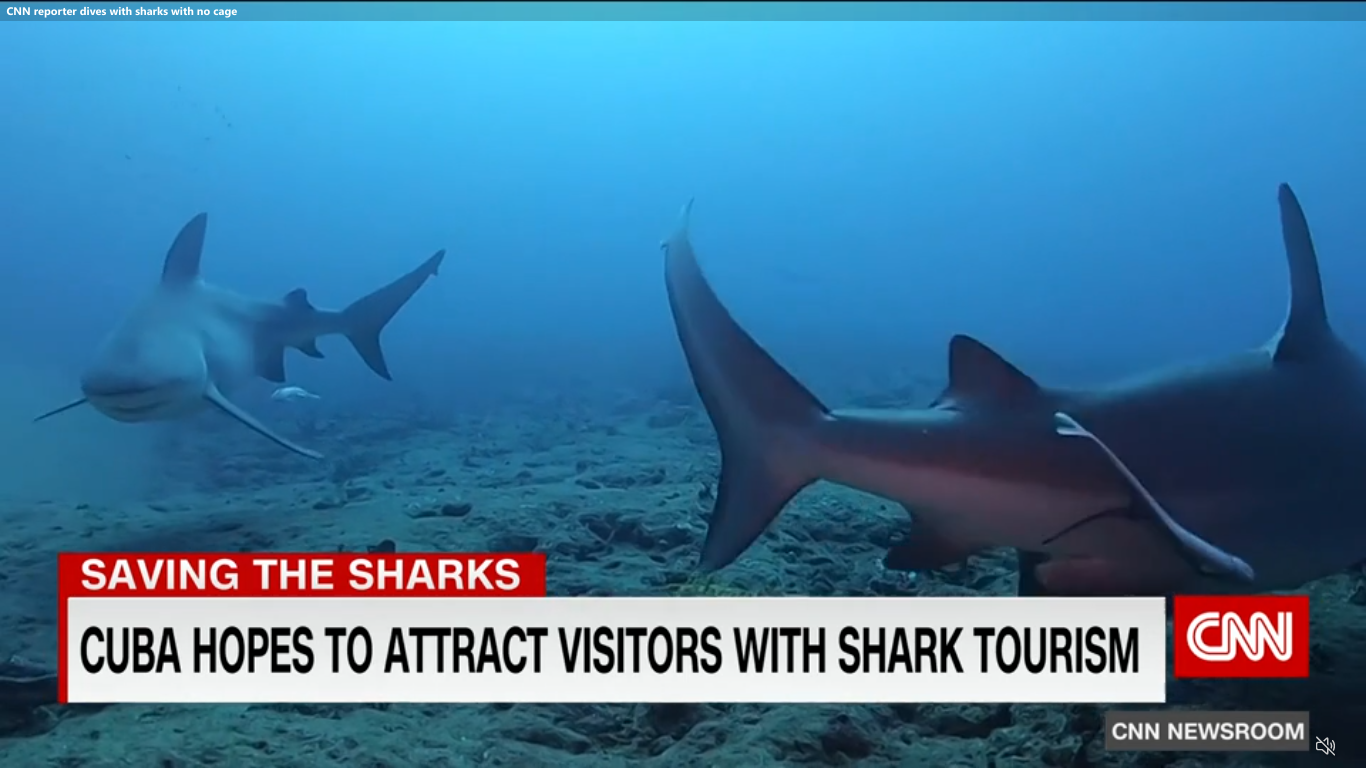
xmin=35 ymin=213 xmax=445 ymax=459
xmin=663 ymin=184 xmax=1366 ymax=596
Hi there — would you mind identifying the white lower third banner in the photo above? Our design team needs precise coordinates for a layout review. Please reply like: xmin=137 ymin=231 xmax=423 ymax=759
xmin=62 ymin=597 xmax=1168 ymax=704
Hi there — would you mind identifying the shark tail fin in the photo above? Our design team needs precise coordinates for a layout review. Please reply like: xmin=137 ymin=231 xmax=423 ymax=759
xmin=662 ymin=200 xmax=828 ymax=572
xmin=340 ymin=249 xmax=445 ymax=380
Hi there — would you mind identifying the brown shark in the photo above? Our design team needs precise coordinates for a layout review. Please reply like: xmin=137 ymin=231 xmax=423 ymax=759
xmin=662 ymin=184 xmax=1366 ymax=596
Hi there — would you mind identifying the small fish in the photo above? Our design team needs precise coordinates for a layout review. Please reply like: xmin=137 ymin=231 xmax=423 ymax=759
xmin=271 ymin=386 xmax=320 ymax=403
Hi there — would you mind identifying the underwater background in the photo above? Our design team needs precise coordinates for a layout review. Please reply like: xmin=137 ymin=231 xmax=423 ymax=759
xmin=1 ymin=16 xmax=1365 ymax=767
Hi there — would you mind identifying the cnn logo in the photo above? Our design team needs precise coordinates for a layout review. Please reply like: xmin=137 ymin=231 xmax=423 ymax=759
xmin=1172 ymin=595 xmax=1310 ymax=679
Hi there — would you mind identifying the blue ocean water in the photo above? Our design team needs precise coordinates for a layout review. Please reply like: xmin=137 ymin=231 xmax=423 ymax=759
xmin=0 ymin=14 xmax=1364 ymax=767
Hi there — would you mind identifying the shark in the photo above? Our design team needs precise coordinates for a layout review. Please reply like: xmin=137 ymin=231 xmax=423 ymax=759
xmin=662 ymin=183 xmax=1366 ymax=597
xmin=35 ymin=213 xmax=445 ymax=460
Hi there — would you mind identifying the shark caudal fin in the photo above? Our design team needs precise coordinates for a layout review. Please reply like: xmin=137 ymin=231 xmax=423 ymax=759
xmin=661 ymin=200 xmax=829 ymax=571
xmin=340 ymin=249 xmax=445 ymax=380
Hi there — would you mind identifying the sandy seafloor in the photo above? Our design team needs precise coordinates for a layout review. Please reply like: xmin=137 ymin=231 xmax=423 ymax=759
xmin=1 ymin=393 xmax=1364 ymax=767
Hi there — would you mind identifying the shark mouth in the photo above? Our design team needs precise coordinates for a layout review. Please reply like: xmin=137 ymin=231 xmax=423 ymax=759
xmin=85 ymin=386 xmax=159 ymax=398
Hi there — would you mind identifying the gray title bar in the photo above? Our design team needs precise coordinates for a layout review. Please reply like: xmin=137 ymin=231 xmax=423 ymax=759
xmin=1105 ymin=710 xmax=1309 ymax=752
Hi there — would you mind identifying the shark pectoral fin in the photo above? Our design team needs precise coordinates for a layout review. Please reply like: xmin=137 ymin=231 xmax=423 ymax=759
xmin=204 ymin=387 xmax=323 ymax=460
xmin=255 ymin=345 xmax=288 ymax=383
xmin=1052 ymin=410 xmax=1256 ymax=585
xmin=34 ymin=398 xmax=89 ymax=422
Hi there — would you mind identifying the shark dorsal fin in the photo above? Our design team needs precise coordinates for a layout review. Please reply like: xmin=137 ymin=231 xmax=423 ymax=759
xmin=1272 ymin=184 xmax=1334 ymax=362
xmin=936 ymin=334 xmax=1041 ymax=408
xmin=161 ymin=213 xmax=209 ymax=287
xmin=661 ymin=198 xmax=695 ymax=253
xmin=285 ymin=288 xmax=315 ymax=310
